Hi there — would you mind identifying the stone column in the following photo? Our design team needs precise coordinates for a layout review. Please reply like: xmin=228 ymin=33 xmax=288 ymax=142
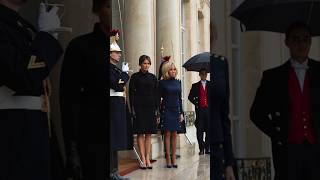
xmin=156 ymin=0 xmax=181 ymax=79
xmin=184 ymin=0 xmax=197 ymax=112
xmin=156 ymin=0 xmax=182 ymax=151
xmin=123 ymin=0 xmax=155 ymax=74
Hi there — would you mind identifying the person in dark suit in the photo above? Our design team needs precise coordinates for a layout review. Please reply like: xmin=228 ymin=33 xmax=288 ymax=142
xmin=109 ymin=30 xmax=131 ymax=180
xmin=250 ymin=22 xmax=320 ymax=180
xmin=188 ymin=68 xmax=210 ymax=155
xmin=60 ymin=1 xmax=132 ymax=180
xmin=209 ymin=54 xmax=235 ymax=180
xmin=0 ymin=1 xmax=63 ymax=180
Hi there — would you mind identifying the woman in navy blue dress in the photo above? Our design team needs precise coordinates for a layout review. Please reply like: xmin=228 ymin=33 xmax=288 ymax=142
xmin=158 ymin=58 xmax=184 ymax=168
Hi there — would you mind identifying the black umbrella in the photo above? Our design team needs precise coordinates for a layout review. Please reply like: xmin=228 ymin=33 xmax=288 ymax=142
xmin=230 ymin=0 xmax=320 ymax=36
xmin=182 ymin=52 xmax=226 ymax=72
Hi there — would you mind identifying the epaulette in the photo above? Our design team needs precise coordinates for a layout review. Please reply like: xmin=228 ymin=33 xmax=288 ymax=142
xmin=213 ymin=54 xmax=226 ymax=61
xmin=113 ymin=66 xmax=122 ymax=74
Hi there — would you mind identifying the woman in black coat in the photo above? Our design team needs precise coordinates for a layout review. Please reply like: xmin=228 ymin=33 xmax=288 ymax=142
xmin=129 ymin=55 xmax=158 ymax=169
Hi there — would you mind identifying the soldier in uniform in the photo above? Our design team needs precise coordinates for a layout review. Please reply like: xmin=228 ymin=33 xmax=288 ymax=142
xmin=0 ymin=0 xmax=63 ymax=180
xmin=109 ymin=29 xmax=132 ymax=180
xmin=209 ymin=54 xmax=236 ymax=180
xmin=60 ymin=1 xmax=113 ymax=180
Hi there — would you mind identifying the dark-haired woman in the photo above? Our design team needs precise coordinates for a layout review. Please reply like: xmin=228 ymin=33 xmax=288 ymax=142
xmin=129 ymin=55 xmax=159 ymax=169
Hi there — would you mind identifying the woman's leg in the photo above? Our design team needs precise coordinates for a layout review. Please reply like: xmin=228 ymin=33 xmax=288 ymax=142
xmin=137 ymin=134 xmax=146 ymax=167
xmin=171 ymin=131 xmax=177 ymax=165
xmin=164 ymin=131 xmax=171 ymax=166
xmin=145 ymin=134 xmax=152 ymax=167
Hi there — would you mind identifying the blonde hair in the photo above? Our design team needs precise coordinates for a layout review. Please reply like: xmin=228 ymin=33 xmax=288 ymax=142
xmin=161 ymin=61 xmax=178 ymax=80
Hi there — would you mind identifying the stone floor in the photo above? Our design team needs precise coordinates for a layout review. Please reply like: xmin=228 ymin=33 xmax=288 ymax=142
xmin=123 ymin=126 xmax=210 ymax=180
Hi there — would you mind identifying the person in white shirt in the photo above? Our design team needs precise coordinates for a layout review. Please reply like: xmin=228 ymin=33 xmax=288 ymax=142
xmin=251 ymin=22 xmax=320 ymax=180
xmin=188 ymin=68 xmax=210 ymax=155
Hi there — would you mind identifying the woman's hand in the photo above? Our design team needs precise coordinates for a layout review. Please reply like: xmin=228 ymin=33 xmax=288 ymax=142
xmin=179 ymin=114 xmax=184 ymax=122
xmin=225 ymin=166 xmax=236 ymax=180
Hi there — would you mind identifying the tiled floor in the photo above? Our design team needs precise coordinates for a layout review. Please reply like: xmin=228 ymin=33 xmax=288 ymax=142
xmin=123 ymin=126 xmax=210 ymax=180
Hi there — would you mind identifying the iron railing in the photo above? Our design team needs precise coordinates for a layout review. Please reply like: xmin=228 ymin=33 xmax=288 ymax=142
xmin=235 ymin=157 xmax=272 ymax=180
xmin=184 ymin=111 xmax=196 ymax=126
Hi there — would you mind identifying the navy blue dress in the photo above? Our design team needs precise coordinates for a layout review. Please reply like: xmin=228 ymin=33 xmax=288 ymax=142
xmin=159 ymin=79 xmax=184 ymax=131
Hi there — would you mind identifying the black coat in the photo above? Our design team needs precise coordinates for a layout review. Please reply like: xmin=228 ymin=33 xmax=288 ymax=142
xmin=0 ymin=4 xmax=63 ymax=180
xmin=188 ymin=80 xmax=210 ymax=129
xmin=188 ymin=80 xmax=210 ymax=109
xmin=60 ymin=23 xmax=119 ymax=179
xmin=60 ymin=23 xmax=133 ymax=151
xmin=0 ymin=4 xmax=62 ymax=95
xmin=129 ymin=71 xmax=158 ymax=134
xmin=250 ymin=59 xmax=320 ymax=180
xmin=60 ymin=23 xmax=111 ymax=146
xmin=209 ymin=55 xmax=234 ymax=166
xmin=109 ymin=63 xmax=132 ymax=150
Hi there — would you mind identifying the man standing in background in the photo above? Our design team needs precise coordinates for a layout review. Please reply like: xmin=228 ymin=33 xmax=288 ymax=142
xmin=251 ymin=22 xmax=320 ymax=180
xmin=188 ymin=68 xmax=210 ymax=155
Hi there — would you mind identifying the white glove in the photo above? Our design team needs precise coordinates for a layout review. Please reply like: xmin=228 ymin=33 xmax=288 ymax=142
xmin=38 ymin=3 xmax=61 ymax=39
xmin=122 ymin=62 xmax=129 ymax=73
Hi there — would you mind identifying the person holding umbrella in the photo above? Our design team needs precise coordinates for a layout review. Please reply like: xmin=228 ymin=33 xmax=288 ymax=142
xmin=188 ymin=68 xmax=210 ymax=155
xmin=250 ymin=22 xmax=320 ymax=180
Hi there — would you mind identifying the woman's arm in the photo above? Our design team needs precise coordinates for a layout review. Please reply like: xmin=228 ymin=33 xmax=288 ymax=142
xmin=128 ymin=73 xmax=136 ymax=111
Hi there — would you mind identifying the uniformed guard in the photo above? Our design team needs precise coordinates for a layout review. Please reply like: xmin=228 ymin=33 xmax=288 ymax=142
xmin=209 ymin=54 xmax=236 ymax=180
xmin=60 ymin=1 xmax=113 ymax=180
xmin=109 ymin=29 xmax=132 ymax=180
xmin=0 ymin=1 xmax=63 ymax=180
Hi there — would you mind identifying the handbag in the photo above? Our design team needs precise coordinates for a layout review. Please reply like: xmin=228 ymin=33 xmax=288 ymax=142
xmin=177 ymin=113 xmax=186 ymax=134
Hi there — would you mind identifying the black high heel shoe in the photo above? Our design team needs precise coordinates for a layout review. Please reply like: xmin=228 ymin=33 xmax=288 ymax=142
xmin=166 ymin=164 xmax=172 ymax=168
xmin=140 ymin=164 xmax=147 ymax=170
xmin=146 ymin=163 xmax=153 ymax=169
xmin=171 ymin=156 xmax=177 ymax=168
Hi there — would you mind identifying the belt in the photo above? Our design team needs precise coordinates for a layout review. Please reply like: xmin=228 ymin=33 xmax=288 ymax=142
xmin=0 ymin=86 xmax=42 ymax=110
xmin=110 ymin=89 xmax=124 ymax=97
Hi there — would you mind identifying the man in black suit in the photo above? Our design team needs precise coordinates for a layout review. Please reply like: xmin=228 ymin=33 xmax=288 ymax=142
xmin=250 ymin=22 xmax=320 ymax=180
xmin=188 ymin=68 xmax=210 ymax=155
xmin=209 ymin=55 xmax=235 ymax=180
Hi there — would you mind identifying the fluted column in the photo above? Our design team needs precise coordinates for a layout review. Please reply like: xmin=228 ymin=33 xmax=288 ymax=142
xmin=123 ymin=0 xmax=155 ymax=74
